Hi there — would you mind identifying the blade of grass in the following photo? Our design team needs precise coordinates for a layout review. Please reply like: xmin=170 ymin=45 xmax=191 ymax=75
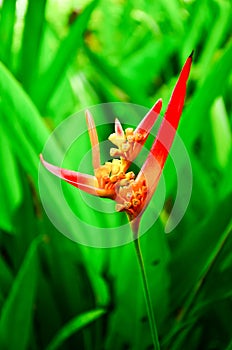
xmin=0 ymin=61 xmax=50 ymax=152
xmin=0 ymin=122 xmax=22 ymax=232
xmin=168 ymin=229 xmax=232 ymax=350
xmin=31 ymin=0 xmax=99 ymax=110
xmin=164 ymin=225 xmax=232 ymax=349
xmin=159 ymin=0 xmax=183 ymax=33
xmin=181 ymin=0 xmax=207 ymax=61
xmin=45 ymin=309 xmax=105 ymax=350
xmin=166 ymin=192 xmax=232 ymax=327
xmin=226 ymin=338 xmax=232 ymax=350
xmin=18 ymin=0 xmax=47 ymax=92
xmin=0 ymin=0 xmax=17 ymax=67
xmin=0 ymin=236 xmax=41 ymax=350
xmin=0 ymin=255 xmax=13 ymax=297
xmin=181 ymin=41 xmax=232 ymax=149
xmin=197 ymin=0 xmax=231 ymax=76
xmin=210 ymin=97 xmax=231 ymax=169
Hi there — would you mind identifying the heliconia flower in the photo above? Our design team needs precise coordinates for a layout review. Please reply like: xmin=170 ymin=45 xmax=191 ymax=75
xmin=40 ymin=52 xmax=193 ymax=235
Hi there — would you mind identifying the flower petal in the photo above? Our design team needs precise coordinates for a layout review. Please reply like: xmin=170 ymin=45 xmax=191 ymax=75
xmin=40 ymin=154 xmax=113 ymax=197
xmin=85 ymin=109 xmax=101 ymax=170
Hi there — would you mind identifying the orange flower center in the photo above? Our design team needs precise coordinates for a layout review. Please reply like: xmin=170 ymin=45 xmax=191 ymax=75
xmin=94 ymin=158 xmax=134 ymax=191
xmin=115 ymin=178 xmax=148 ymax=219
xmin=94 ymin=126 xmax=148 ymax=216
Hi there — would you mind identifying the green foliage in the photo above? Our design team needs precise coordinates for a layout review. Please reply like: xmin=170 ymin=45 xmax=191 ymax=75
xmin=0 ymin=237 xmax=40 ymax=350
xmin=0 ymin=0 xmax=231 ymax=349
xmin=46 ymin=308 xmax=105 ymax=350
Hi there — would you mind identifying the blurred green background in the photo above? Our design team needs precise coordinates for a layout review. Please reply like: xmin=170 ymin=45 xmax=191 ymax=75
xmin=0 ymin=0 xmax=232 ymax=349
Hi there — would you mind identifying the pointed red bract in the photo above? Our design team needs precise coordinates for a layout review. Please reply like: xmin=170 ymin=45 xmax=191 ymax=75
xmin=40 ymin=154 xmax=113 ymax=197
xmin=131 ymin=98 xmax=162 ymax=160
xmin=150 ymin=53 xmax=193 ymax=169
xmin=135 ymin=98 xmax=162 ymax=136
xmin=86 ymin=110 xmax=101 ymax=170
xmin=136 ymin=53 xmax=193 ymax=211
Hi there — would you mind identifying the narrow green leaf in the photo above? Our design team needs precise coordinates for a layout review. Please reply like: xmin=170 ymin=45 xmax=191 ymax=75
xmin=0 ymin=61 xmax=50 ymax=152
xmin=181 ymin=41 xmax=232 ymax=149
xmin=0 ymin=122 xmax=22 ymax=232
xmin=31 ymin=0 xmax=99 ymax=110
xmin=181 ymin=0 xmax=207 ymax=61
xmin=46 ymin=309 xmax=105 ymax=350
xmin=197 ymin=0 xmax=231 ymax=75
xmin=169 ymin=193 xmax=232 ymax=310
xmin=210 ymin=97 xmax=231 ymax=168
xmin=0 ymin=237 xmax=41 ymax=350
xmin=0 ymin=254 xmax=13 ymax=297
xmin=0 ymin=0 xmax=17 ymax=67
xmin=219 ymin=147 xmax=232 ymax=198
xmin=18 ymin=0 xmax=47 ymax=92
xmin=226 ymin=339 xmax=232 ymax=350
xmin=159 ymin=0 xmax=183 ymax=32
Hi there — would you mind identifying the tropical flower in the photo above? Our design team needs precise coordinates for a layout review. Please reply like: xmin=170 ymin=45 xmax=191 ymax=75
xmin=40 ymin=52 xmax=193 ymax=235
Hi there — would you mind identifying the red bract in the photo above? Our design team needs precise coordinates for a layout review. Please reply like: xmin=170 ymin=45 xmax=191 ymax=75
xmin=40 ymin=53 xmax=193 ymax=235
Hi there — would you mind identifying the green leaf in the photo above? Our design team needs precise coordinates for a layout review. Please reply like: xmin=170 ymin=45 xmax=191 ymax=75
xmin=46 ymin=309 xmax=105 ymax=350
xmin=0 ymin=0 xmax=17 ymax=67
xmin=197 ymin=0 xmax=231 ymax=75
xmin=0 ymin=61 xmax=50 ymax=153
xmin=210 ymin=97 xmax=231 ymax=169
xmin=31 ymin=0 xmax=99 ymax=110
xmin=0 ymin=254 xmax=13 ymax=298
xmin=0 ymin=122 xmax=22 ymax=232
xmin=181 ymin=41 xmax=232 ymax=149
xmin=18 ymin=0 xmax=47 ymax=92
xmin=0 ymin=237 xmax=41 ymax=350
xmin=168 ymin=193 xmax=232 ymax=311
xmin=181 ymin=0 xmax=207 ymax=61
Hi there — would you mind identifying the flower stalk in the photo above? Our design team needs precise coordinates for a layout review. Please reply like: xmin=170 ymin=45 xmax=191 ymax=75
xmin=133 ymin=233 xmax=160 ymax=350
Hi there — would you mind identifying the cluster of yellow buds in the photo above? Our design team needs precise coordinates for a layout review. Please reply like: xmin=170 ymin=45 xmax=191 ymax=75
xmin=94 ymin=158 xmax=135 ymax=192
xmin=92 ymin=125 xmax=148 ymax=216
xmin=108 ymin=122 xmax=146 ymax=163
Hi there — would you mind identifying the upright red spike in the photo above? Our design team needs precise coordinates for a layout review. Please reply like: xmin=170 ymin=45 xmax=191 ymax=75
xmin=151 ymin=52 xmax=193 ymax=166
xmin=137 ymin=53 xmax=193 ymax=193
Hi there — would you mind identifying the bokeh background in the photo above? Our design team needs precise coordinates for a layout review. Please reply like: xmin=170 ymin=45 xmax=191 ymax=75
xmin=0 ymin=0 xmax=232 ymax=349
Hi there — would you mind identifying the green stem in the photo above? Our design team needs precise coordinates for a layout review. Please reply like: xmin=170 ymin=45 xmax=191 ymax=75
xmin=133 ymin=237 xmax=160 ymax=350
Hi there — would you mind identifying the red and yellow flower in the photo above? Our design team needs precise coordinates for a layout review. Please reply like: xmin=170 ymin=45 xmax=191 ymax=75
xmin=40 ymin=53 xmax=193 ymax=235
